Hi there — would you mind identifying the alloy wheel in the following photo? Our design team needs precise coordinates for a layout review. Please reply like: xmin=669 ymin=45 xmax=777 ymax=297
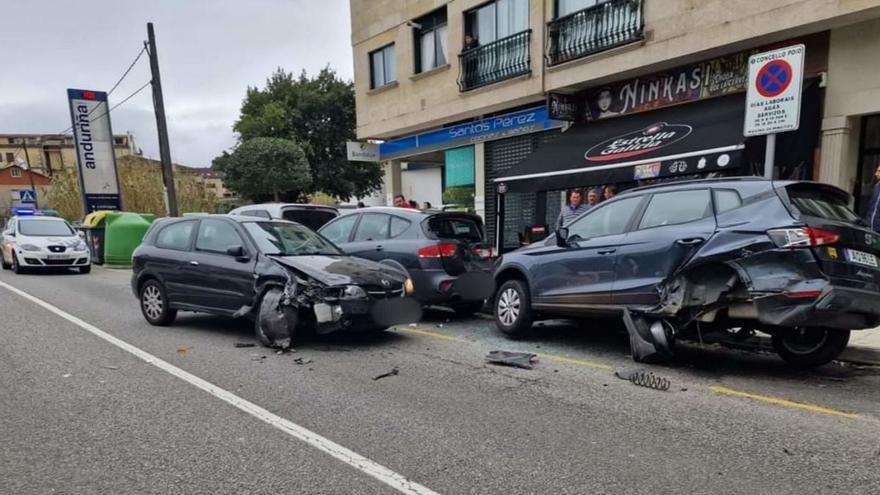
xmin=497 ymin=287 xmax=521 ymax=326
xmin=142 ymin=285 xmax=164 ymax=321
xmin=780 ymin=327 xmax=829 ymax=355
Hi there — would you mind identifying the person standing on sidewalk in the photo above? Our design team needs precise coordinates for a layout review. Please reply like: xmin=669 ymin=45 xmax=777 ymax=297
xmin=557 ymin=189 xmax=590 ymax=229
xmin=866 ymin=165 xmax=880 ymax=232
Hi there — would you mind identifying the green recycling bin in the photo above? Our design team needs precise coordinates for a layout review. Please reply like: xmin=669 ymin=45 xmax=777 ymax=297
xmin=81 ymin=211 xmax=109 ymax=265
xmin=103 ymin=212 xmax=155 ymax=268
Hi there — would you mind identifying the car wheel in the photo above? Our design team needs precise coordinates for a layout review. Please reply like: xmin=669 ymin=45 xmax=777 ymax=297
xmin=140 ymin=279 xmax=177 ymax=326
xmin=1 ymin=254 xmax=9 ymax=270
xmin=11 ymin=253 xmax=25 ymax=274
xmin=771 ymin=327 xmax=850 ymax=367
xmin=452 ymin=301 xmax=484 ymax=317
xmin=255 ymin=288 xmax=297 ymax=349
xmin=494 ymin=279 xmax=533 ymax=338
xmin=79 ymin=264 xmax=91 ymax=274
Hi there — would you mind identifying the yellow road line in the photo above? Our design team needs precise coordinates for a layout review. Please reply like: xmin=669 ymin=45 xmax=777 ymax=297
xmin=395 ymin=327 xmax=470 ymax=343
xmin=536 ymin=353 xmax=613 ymax=370
xmin=396 ymin=327 xmax=612 ymax=370
xmin=710 ymin=386 xmax=858 ymax=419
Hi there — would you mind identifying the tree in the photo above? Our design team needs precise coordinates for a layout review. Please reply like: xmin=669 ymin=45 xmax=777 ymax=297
xmin=227 ymin=67 xmax=382 ymax=201
xmin=44 ymin=156 xmax=219 ymax=220
xmin=215 ymin=137 xmax=311 ymax=202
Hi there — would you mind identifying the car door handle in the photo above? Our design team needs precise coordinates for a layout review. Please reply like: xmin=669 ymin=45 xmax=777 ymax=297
xmin=189 ymin=260 xmax=200 ymax=266
xmin=375 ymin=245 xmax=384 ymax=251
xmin=597 ymin=249 xmax=616 ymax=255
xmin=676 ymin=238 xmax=704 ymax=246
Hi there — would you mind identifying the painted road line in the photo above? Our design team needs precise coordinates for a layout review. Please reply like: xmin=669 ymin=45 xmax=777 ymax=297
xmin=397 ymin=327 xmax=612 ymax=370
xmin=710 ymin=386 xmax=858 ymax=419
xmin=0 ymin=280 xmax=440 ymax=495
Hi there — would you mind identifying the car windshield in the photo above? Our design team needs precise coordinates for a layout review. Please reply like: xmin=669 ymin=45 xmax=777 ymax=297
xmin=18 ymin=219 xmax=74 ymax=236
xmin=244 ymin=221 xmax=342 ymax=256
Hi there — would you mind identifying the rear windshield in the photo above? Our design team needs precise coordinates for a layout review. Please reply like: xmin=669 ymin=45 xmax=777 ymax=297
xmin=786 ymin=186 xmax=860 ymax=224
xmin=282 ymin=209 xmax=337 ymax=231
xmin=426 ymin=216 xmax=484 ymax=242
xmin=18 ymin=219 xmax=74 ymax=236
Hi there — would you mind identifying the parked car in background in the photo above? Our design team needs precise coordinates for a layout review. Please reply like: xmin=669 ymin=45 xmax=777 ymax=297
xmin=492 ymin=178 xmax=880 ymax=367
xmin=131 ymin=215 xmax=419 ymax=348
xmin=227 ymin=203 xmax=338 ymax=231
xmin=1 ymin=215 xmax=91 ymax=274
xmin=318 ymin=207 xmax=494 ymax=315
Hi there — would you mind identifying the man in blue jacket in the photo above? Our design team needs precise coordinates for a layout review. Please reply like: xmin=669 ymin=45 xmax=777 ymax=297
xmin=866 ymin=165 xmax=880 ymax=232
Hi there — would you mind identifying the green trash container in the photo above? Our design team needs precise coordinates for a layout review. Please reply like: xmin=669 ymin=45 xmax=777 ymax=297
xmin=103 ymin=212 xmax=155 ymax=268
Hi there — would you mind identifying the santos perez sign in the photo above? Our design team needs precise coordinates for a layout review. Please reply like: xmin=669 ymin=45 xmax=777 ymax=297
xmin=66 ymin=88 xmax=122 ymax=213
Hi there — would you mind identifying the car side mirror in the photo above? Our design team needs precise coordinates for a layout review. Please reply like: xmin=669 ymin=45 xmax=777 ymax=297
xmin=555 ymin=227 xmax=569 ymax=247
xmin=226 ymin=245 xmax=249 ymax=261
xmin=77 ymin=231 xmax=85 ymax=239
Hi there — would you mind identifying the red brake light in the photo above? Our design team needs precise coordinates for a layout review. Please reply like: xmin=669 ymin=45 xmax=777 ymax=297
xmin=418 ymin=243 xmax=458 ymax=258
xmin=784 ymin=289 xmax=823 ymax=299
xmin=767 ymin=227 xmax=840 ymax=248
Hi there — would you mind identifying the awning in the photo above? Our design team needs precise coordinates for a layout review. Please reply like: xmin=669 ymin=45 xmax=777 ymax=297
xmin=494 ymin=94 xmax=746 ymax=193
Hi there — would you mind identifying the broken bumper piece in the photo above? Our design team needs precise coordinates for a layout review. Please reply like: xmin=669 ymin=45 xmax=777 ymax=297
xmin=754 ymin=285 xmax=880 ymax=330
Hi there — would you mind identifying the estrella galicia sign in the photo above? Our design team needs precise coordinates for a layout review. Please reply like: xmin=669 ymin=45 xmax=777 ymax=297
xmin=585 ymin=122 xmax=693 ymax=162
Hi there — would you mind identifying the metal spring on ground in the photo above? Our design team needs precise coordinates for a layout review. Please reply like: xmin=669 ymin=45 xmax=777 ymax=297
xmin=629 ymin=371 xmax=671 ymax=391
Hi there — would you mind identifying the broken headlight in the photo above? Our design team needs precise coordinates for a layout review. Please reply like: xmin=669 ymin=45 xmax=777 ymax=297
xmin=404 ymin=277 xmax=415 ymax=295
xmin=341 ymin=285 xmax=367 ymax=299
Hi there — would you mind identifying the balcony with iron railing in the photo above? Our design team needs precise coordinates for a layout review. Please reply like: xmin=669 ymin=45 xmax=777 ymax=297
xmin=547 ymin=0 xmax=644 ymax=66
xmin=458 ymin=30 xmax=532 ymax=92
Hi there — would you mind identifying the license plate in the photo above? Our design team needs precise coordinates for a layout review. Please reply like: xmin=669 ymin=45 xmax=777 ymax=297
xmin=845 ymin=249 xmax=878 ymax=267
xmin=46 ymin=254 xmax=71 ymax=260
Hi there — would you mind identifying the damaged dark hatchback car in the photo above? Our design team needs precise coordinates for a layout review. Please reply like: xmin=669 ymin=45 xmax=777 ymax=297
xmin=132 ymin=215 xmax=421 ymax=348
xmin=493 ymin=178 xmax=880 ymax=367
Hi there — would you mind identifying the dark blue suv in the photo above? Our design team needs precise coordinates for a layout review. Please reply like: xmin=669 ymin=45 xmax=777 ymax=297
xmin=492 ymin=178 xmax=880 ymax=367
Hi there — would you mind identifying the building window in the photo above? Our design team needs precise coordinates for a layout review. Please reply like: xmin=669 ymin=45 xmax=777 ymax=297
xmin=459 ymin=0 xmax=531 ymax=91
xmin=414 ymin=9 xmax=448 ymax=73
xmin=547 ymin=0 xmax=644 ymax=66
xmin=114 ymin=137 xmax=125 ymax=145
xmin=4 ymin=152 xmax=13 ymax=163
xmin=370 ymin=44 xmax=397 ymax=89
xmin=11 ymin=167 xmax=21 ymax=178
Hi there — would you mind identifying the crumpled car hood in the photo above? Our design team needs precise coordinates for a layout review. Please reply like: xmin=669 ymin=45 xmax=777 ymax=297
xmin=268 ymin=255 xmax=407 ymax=287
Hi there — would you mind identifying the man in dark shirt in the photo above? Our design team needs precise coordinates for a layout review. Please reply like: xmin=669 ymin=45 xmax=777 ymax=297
xmin=865 ymin=165 xmax=880 ymax=232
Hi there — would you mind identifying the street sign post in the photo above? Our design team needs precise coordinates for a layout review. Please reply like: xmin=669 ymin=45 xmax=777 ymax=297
xmin=18 ymin=189 xmax=37 ymax=204
xmin=67 ymin=88 xmax=123 ymax=213
xmin=744 ymin=44 xmax=805 ymax=178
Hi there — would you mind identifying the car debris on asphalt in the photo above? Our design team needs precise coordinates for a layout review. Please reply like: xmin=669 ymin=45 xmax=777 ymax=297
xmin=293 ymin=357 xmax=313 ymax=365
xmin=614 ymin=368 xmax=671 ymax=391
xmin=234 ymin=342 xmax=256 ymax=348
xmin=485 ymin=350 xmax=538 ymax=370
xmin=373 ymin=367 xmax=399 ymax=380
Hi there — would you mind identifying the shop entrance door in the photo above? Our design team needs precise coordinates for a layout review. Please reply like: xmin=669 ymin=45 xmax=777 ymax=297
xmin=855 ymin=115 xmax=880 ymax=216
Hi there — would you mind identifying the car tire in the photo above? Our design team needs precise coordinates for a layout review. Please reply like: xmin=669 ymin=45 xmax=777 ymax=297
xmin=452 ymin=301 xmax=484 ymax=317
xmin=11 ymin=253 xmax=25 ymax=274
xmin=1 ymin=253 xmax=9 ymax=270
xmin=255 ymin=288 xmax=297 ymax=349
xmin=494 ymin=279 xmax=533 ymax=338
xmin=771 ymin=327 xmax=850 ymax=368
xmin=79 ymin=264 xmax=92 ymax=274
xmin=139 ymin=279 xmax=177 ymax=326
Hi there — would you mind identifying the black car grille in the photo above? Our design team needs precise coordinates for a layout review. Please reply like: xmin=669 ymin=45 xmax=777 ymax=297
xmin=43 ymin=259 xmax=77 ymax=266
xmin=365 ymin=285 xmax=404 ymax=299
xmin=48 ymin=245 xmax=66 ymax=253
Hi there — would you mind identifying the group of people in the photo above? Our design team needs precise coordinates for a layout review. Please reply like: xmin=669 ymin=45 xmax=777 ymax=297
xmin=393 ymin=194 xmax=432 ymax=210
xmin=556 ymin=185 xmax=618 ymax=229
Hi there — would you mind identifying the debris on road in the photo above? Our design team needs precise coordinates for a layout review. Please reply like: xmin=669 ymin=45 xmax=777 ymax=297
xmin=62 ymin=373 xmax=71 ymax=378
xmin=234 ymin=342 xmax=256 ymax=348
xmin=176 ymin=346 xmax=190 ymax=356
xmin=293 ymin=357 xmax=313 ymax=365
xmin=100 ymin=365 xmax=119 ymax=370
xmin=373 ymin=367 xmax=399 ymax=381
xmin=485 ymin=351 xmax=538 ymax=370
xmin=614 ymin=368 xmax=671 ymax=391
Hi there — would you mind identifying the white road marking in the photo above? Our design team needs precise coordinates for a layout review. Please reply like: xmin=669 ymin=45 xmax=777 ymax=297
xmin=0 ymin=280 xmax=439 ymax=495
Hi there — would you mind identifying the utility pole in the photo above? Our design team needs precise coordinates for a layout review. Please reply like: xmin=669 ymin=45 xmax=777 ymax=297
xmin=20 ymin=139 xmax=39 ymax=209
xmin=146 ymin=22 xmax=178 ymax=216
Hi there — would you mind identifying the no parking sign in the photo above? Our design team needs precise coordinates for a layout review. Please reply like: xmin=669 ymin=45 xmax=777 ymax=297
xmin=744 ymin=44 xmax=805 ymax=136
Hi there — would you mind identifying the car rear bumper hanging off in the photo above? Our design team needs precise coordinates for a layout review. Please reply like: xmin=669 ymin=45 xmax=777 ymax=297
xmin=754 ymin=285 xmax=880 ymax=330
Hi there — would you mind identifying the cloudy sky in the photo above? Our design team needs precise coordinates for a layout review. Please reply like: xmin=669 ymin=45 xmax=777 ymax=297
xmin=1 ymin=0 xmax=353 ymax=167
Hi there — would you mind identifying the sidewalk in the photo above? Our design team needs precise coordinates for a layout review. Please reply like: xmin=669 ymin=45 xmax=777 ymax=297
xmin=839 ymin=328 xmax=880 ymax=366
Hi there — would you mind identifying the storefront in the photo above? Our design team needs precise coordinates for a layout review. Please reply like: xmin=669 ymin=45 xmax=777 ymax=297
xmin=489 ymin=34 xmax=828 ymax=251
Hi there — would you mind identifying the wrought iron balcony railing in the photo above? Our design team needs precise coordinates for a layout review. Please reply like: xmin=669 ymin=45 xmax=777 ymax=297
xmin=458 ymin=30 xmax=531 ymax=92
xmin=547 ymin=0 xmax=644 ymax=66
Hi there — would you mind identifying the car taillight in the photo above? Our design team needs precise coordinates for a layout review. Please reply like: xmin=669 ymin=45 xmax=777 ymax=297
xmin=473 ymin=247 xmax=494 ymax=259
xmin=767 ymin=227 xmax=840 ymax=248
xmin=418 ymin=243 xmax=458 ymax=258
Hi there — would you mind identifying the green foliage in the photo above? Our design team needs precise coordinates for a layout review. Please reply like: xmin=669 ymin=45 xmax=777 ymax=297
xmin=226 ymin=67 xmax=382 ymax=201
xmin=44 ymin=156 xmax=219 ymax=220
xmin=215 ymin=137 xmax=312 ymax=202
xmin=442 ymin=186 xmax=476 ymax=213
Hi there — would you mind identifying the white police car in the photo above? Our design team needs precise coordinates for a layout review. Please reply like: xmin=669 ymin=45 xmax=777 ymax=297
xmin=1 ymin=216 xmax=91 ymax=274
